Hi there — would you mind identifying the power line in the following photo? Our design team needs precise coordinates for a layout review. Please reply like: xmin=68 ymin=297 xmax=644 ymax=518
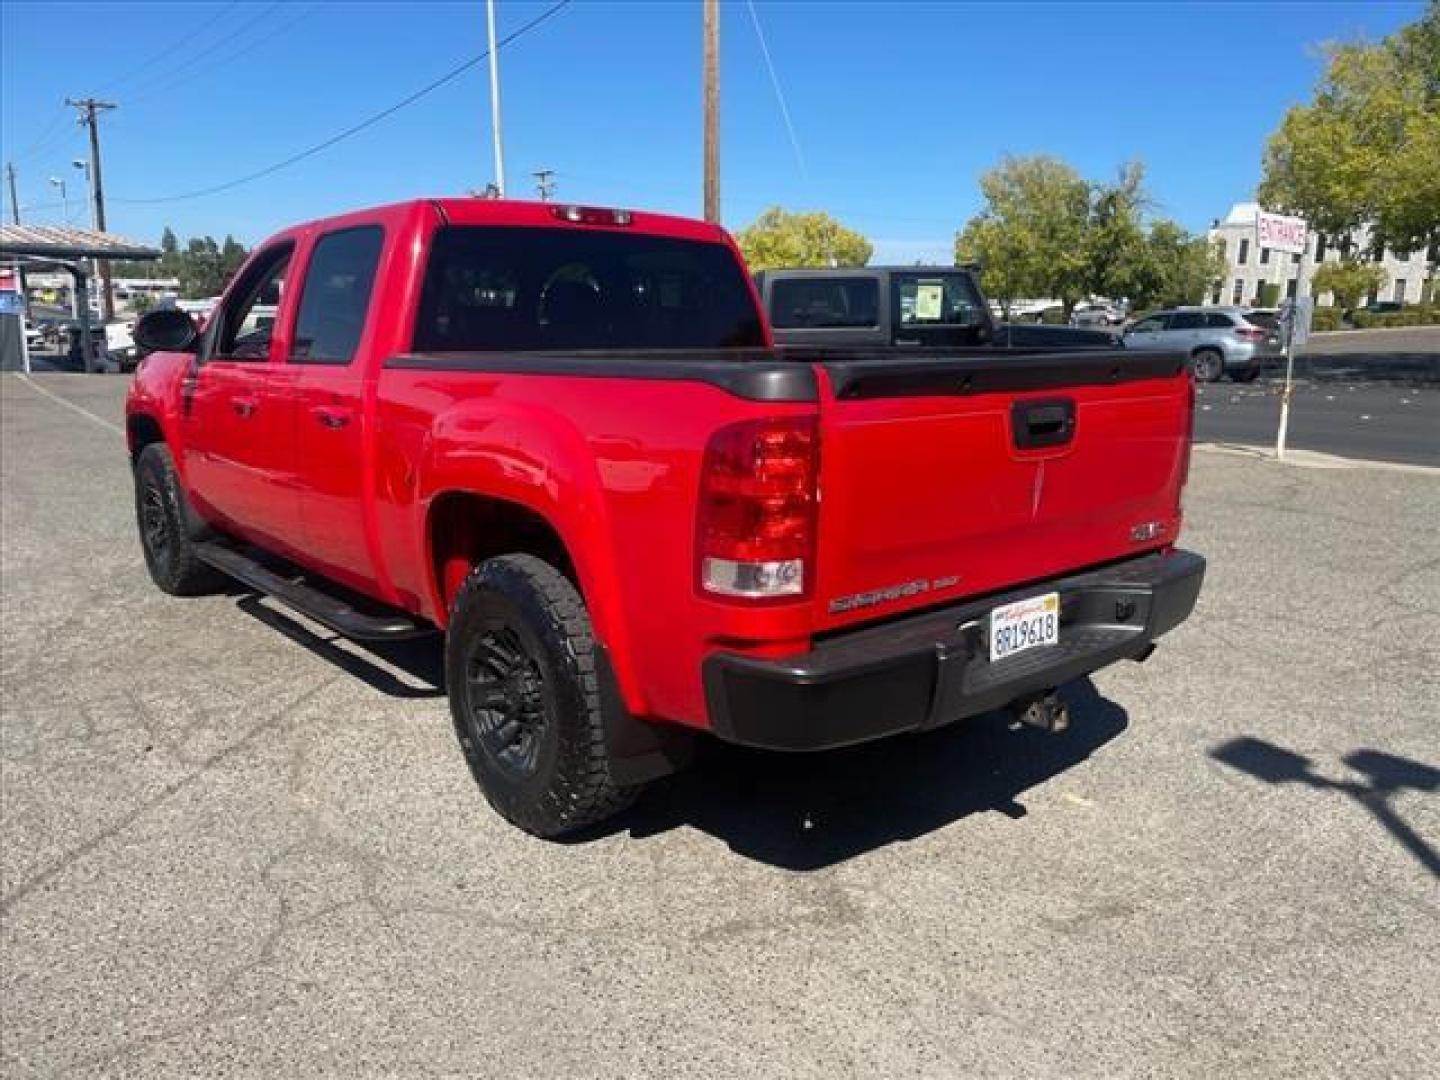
xmin=744 ymin=0 xmax=807 ymax=181
xmin=122 ymin=2 xmax=282 ymax=103
xmin=7 ymin=108 xmax=73 ymax=168
xmin=94 ymin=0 xmax=244 ymax=96
xmin=6 ymin=3 xmax=244 ymax=167
xmin=127 ymin=3 xmax=319 ymax=108
xmin=113 ymin=0 xmax=574 ymax=206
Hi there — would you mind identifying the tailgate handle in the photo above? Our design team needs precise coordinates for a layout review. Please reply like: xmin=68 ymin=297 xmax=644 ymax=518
xmin=1013 ymin=398 xmax=1076 ymax=449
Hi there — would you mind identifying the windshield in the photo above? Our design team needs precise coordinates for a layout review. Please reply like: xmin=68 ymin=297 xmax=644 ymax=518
xmin=413 ymin=226 xmax=765 ymax=351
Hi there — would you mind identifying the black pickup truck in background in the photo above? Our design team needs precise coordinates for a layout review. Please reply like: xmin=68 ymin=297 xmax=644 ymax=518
xmin=754 ymin=267 xmax=1121 ymax=350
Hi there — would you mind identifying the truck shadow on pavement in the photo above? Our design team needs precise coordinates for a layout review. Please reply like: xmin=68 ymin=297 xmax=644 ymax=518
xmin=592 ymin=677 xmax=1129 ymax=870
xmin=235 ymin=595 xmax=446 ymax=699
xmin=1211 ymin=737 xmax=1440 ymax=878
xmin=227 ymin=594 xmax=1129 ymax=868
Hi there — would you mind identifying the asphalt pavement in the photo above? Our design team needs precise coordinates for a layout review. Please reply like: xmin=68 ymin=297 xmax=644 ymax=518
xmin=1194 ymin=327 xmax=1439 ymax=467
xmin=2 ymin=373 xmax=1438 ymax=1079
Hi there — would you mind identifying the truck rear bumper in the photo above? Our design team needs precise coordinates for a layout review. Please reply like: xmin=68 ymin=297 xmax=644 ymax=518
xmin=702 ymin=549 xmax=1204 ymax=751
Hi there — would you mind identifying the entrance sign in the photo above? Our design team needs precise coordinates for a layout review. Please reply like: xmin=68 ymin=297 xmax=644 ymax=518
xmin=1256 ymin=211 xmax=1309 ymax=255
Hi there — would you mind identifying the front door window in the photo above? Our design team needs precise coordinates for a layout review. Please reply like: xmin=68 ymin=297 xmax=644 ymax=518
xmin=213 ymin=247 xmax=292 ymax=361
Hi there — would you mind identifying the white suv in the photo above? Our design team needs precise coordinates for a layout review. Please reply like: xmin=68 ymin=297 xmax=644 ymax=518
xmin=1122 ymin=307 xmax=1284 ymax=382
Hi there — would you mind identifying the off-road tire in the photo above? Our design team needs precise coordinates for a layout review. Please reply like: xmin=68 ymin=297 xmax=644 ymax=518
xmin=1192 ymin=348 xmax=1225 ymax=383
xmin=134 ymin=443 xmax=226 ymax=596
xmin=446 ymin=554 xmax=640 ymax=837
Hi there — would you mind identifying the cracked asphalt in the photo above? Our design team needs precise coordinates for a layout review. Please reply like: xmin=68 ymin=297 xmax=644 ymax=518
xmin=2 ymin=373 xmax=1437 ymax=1078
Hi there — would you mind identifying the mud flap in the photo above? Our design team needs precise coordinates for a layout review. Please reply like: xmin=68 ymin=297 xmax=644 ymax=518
xmin=596 ymin=644 xmax=695 ymax=786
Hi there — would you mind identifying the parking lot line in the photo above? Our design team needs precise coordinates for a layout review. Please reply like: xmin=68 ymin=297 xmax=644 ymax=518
xmin=10 ymin=373 xmax=125 ymax=436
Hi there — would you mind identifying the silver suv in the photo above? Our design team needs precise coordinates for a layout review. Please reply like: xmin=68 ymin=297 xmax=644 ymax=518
xmin=1122 ymin=306 xmax=1283 ymax=382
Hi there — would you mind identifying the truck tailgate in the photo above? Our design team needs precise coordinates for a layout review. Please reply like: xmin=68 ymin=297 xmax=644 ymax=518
xmin=812 ymin=350 xmax=1192 ymax=632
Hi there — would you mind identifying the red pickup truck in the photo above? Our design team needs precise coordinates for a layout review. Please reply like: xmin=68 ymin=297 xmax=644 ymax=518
xmin=126 ymin=198 xmax=1204 ymax=836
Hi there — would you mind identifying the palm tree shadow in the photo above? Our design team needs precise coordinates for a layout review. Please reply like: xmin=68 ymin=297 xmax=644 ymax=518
xmin=1212 ymin=737 xmax=1440 ymax=878
xmin=587 ymin=677 xmax=1129 ymax=870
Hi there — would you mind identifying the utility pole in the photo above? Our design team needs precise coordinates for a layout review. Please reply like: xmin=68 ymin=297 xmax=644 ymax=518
xmin=532 ymin=169 xmax=556 ymax=202
xmin=66 ymin=97 xmax=116 ymax=320
xmin=6 ymin=162 xmax=29 ymax=329
xmin=485 ymin=0 xmax=506 ymax=196
xmin=5 ymin=162 xmax=19 ymax=224
xmin=702 ymin=0 xmax=720 ymax=223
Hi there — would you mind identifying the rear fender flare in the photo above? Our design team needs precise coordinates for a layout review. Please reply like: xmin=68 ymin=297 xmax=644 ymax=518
xmin=415 ymin=400 xmax=645 ymax=715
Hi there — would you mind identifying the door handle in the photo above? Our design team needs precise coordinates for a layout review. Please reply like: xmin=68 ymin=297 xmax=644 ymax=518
xmin=231 ymin=397 xmax=258 ymax=418
xmin=312 ymin=407 xmax=351 ymax=430
xmin=1012 ymin=398 xmax=1076 ymax=449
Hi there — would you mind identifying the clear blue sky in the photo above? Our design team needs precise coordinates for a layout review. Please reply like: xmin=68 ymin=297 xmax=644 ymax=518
xmin=0 ymin=0 xmax=1423 ymax=263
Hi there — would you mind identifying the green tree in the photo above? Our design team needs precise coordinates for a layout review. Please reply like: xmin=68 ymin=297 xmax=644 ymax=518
xmin=735 ymin=208 xmax=872 ymax=270
xmin=1259 ymin=1 xmax=1440 ymax=255
xmin=151 ymin=227 xmax=250 ymax=298
xmin=955 ymin=155 xmax=1090 ymax=313
xmin=1312 ymin=260 xmax=1388 ymax=309
xmin=1080 ymin=162 xmax=1151 ymax=304
xmin=1143 ymin=221 xmax=1225 ymax=308
xmin=958 ymin=157 xmax=1221 ymax=312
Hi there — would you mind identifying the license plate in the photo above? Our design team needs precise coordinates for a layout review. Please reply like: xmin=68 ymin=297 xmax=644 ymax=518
xmin=989 ymin=592 xmax=1060 ymax=661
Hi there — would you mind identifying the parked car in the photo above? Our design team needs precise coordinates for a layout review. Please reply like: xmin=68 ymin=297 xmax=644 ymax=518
xmin=1122 ymin=306 xmax=1283 ymax=382
xmin=752 ymin=267 xmax=1122 ymax=350
xmin=1071 ymin=303 xmax=1125 ymax=328
xmin=106 ymin=319 xmax=138 ymax=372
xmin=126 ymin=197 xmax=1203 ymax=837
xmin=64 ymin=325 xmax=109 ymax=371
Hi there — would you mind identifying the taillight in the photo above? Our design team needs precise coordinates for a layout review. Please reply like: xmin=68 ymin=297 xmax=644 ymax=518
xmin=552 ymin=204 xmax=632 ymax=226
xmin=697 ymin=416 xmax=819 ymax=600
xmin=1234 ymin=326 xmax=1266 ymax=341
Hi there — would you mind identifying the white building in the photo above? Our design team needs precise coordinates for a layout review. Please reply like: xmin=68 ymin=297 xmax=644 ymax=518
xmin=1206 ymin=202 xmax=1436 ymax=308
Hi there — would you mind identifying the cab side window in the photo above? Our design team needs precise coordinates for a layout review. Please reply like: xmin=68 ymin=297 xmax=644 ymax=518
xmin=292 ymin=226 xmax=385 ymax=365
xmin=215 ymin=244 xmax=293 ymax=360
xmin=770 ymin=278 xmax=879 ymax=329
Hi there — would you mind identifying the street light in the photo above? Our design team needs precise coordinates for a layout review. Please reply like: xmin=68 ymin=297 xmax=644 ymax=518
xmin=48 ymin=176 xmax=68 ymax=221
xmin=72 ymin=158 xmax=100 ymax=318
xmin=72 ymin=159 xmax=95 ymax=229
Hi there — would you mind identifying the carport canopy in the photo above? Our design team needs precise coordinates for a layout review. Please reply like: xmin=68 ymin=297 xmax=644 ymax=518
xmin=0 ymin=224 xmax=161 ymax=263
xmin=0 ymin=225 xmax=161 ymax=370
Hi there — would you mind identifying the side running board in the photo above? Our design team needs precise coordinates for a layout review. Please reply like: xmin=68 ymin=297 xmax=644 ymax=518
xmin=195 ymin=541 xmax=432 ymax=641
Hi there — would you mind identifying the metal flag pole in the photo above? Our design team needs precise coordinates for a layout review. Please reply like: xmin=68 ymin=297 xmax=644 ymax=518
xmin=486 ymin=0 xmax=506 ymax=196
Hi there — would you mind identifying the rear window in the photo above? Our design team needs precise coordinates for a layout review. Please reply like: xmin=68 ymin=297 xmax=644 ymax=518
xmin=894 ymin=273 xmax=984 ymax=326
xmin=413 ymin=226 xmax=764 ymax=351
xmin=770 ymin=277 xmax=878 ymax=329
xmin=293 ymin=225 xmax=384 ymax=364
xmin=1244 ymin=310 xmax=1279 ymax=329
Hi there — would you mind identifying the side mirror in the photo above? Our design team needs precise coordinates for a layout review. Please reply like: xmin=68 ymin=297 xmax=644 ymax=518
xmin=133 ymin=308 xmax=198 ymax=354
